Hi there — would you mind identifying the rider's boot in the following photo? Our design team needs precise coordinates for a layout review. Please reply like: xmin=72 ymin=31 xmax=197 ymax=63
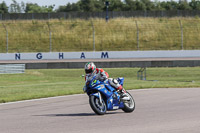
xmin=121 ymin=92 xmax=130 ymax=101
xmin=117 ymin=85 xmax=130 ymax=101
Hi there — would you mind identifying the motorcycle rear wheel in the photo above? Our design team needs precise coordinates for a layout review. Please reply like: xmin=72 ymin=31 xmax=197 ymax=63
xmin=122 ymin=91 xmax=135 ymax=113
xmin=89 ymin=95 xmax=107 ymax=115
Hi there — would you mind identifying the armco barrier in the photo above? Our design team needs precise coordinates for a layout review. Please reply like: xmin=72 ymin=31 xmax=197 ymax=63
xmin=0 ymin=64 xmax=25 ymax=73
xmin=0 ymin=60 xmax=200 ymax=69
xmin=20 ymin=60 xmax=200 ymax=69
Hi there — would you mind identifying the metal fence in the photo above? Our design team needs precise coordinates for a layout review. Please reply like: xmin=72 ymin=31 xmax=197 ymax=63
xmin=1 ymin=18 xmax=200 ymax=53
xmin=1 ymin=10 xmax=200 ymax=20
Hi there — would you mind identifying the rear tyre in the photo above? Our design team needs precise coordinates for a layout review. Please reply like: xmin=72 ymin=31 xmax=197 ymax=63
xmin=89 ymin=95 xmax=107 ymax=115
xmin=122 ymin=91 xmax=135 ymax=113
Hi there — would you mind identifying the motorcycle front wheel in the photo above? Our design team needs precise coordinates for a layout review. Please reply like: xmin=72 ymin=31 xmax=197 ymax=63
xmin=89 ymin=95 xmax=107 ymax=115
xmin=122 ymin=91 xmax=135 ymax=113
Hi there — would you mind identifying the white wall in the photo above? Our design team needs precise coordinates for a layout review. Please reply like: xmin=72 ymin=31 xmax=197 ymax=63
xmin=0 ymin=50 xmax=200 ymax=60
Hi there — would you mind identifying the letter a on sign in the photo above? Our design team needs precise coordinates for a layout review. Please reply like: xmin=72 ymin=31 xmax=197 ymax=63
xmin=80 ymin=52 xmax=86 ymax=59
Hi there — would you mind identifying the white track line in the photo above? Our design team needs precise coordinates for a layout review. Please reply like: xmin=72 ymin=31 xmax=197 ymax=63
xmin=0 ymin=93 xmax=84 ymax=106
xmin=0 ymin=82 xmax=69 ymax=88
xmin=0 ymin=89 xmax=151 ymax=106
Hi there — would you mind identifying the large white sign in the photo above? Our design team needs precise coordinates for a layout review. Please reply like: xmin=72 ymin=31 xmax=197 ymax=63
xmin=0 ymin=50 xmax=200 ymax=60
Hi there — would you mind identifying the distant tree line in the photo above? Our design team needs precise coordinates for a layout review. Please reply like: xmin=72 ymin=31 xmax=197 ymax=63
xmin=0 ymin=0 xmax=54 ymax=13
xmin=1 ymin=0 xmax=200 ymax=13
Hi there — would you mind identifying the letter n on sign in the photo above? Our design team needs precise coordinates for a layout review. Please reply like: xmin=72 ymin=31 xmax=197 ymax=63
xmin=15 ymin=53 xmax=21 ymax=60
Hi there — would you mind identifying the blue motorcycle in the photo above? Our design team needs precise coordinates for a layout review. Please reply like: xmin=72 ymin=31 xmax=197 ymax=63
xmin=84 ymin=76 xmax=135 ymax=115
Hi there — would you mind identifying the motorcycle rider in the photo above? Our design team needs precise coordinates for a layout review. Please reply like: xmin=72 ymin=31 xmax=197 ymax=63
xmin=83 ymin=62 xmax=126 ymax=96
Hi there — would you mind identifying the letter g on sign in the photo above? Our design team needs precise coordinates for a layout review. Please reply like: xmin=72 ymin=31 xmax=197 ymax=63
xmin=36 ymin=53 xmax=43 ymax=59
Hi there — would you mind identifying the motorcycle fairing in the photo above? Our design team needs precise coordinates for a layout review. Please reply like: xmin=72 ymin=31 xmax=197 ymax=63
xmin=107 ymin=92 xmax=124 ymax=110
xmin=91 ymin=82 xmax=124 ymax=110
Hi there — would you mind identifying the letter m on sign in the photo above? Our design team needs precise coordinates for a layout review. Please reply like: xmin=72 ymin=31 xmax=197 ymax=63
xmin=101 ymin=52 xmax=109 ymax=58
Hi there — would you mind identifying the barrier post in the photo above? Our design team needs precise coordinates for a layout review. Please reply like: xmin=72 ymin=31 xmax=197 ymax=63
xmin=2 ymin=23 xmax=8 ymax=53
xmin=135 ymin=20 xmax=139 ymax=50
xmin=91 ymin=21 xmax=95 ymax=52
xmin=47 ymin=22 xmax=52 ymax=52
xmin=179 ymin=20 xmax=183 ymax=50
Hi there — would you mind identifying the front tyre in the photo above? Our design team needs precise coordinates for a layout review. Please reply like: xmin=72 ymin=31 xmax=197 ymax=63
xmin=89 ymin=95 xmax=107 ymax=115
xmin=122 ymin=91 xmax=135 ymax=113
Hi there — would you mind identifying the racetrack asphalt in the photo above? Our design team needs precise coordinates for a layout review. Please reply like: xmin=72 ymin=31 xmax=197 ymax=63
xmin=0 ymin=88 xmax=200 ymax=133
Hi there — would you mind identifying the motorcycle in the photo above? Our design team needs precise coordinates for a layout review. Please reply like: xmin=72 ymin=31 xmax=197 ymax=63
xmin=83 ymin=75 xmax=135 ymax=115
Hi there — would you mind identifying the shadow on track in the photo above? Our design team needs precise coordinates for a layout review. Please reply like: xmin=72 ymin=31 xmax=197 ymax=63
xmin=35 ymin=112 xmax=123 ymax=117
xmin=45 ymin=113 xmax=96 ymax=117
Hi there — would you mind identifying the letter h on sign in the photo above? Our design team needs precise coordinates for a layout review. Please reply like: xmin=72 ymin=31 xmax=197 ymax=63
xmin=59 ymin=53 xmax=64 ymax=59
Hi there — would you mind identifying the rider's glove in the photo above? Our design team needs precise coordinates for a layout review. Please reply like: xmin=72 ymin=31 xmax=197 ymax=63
xmin=103 ymin=79 xmax=109 ymax=84
xmin=83 ymin=86 xmax=87 ymax=92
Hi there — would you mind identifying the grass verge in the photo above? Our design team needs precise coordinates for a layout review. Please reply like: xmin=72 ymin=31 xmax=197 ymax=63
xmin=1 ymin=17 xmax=200 ymax=52
xmin=0 ymin=67 xmax=200 ymax=103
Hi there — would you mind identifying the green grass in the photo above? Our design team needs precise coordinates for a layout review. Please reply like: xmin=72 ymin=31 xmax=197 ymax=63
xmin=1 ymin=67 xmax=200 ymax=103
xmin=1 ymin=17 xmax=200 ymax=53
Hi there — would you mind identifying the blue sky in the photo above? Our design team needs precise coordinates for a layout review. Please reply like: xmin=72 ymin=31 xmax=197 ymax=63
xmin=0 ymin=0 xmax=79 ymax=9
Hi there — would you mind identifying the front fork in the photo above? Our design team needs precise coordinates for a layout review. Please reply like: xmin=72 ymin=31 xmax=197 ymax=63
xmin=98 ymin=92 xmax=103 ymax=105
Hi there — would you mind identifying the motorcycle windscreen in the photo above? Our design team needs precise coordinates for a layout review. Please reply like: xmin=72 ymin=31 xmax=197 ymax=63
xmin=117 ymin=77 xmax=124 ymax=86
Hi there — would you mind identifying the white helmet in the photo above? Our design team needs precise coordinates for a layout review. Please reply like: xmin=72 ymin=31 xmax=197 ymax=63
xmin=85 ymin=62 xmax=96 ymax=74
